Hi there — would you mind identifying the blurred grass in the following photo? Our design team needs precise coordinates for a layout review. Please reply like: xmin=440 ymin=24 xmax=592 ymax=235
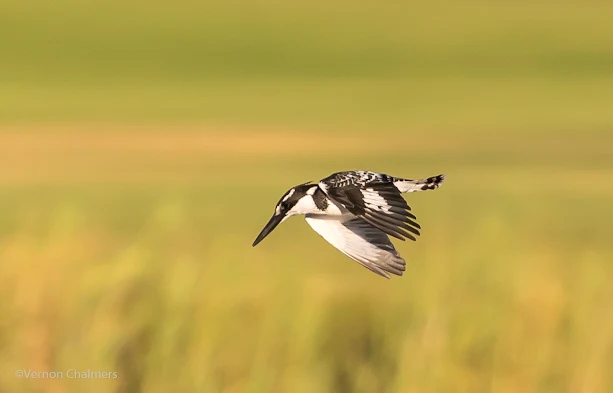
xmin=1 ymin=1 xmax=613 ymax=393
xmin=1 ymin=129 xmax=612 ymax=393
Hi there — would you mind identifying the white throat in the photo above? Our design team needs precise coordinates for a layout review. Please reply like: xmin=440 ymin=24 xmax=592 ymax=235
xmin=288 ymin=195 xmax=319 ymax=216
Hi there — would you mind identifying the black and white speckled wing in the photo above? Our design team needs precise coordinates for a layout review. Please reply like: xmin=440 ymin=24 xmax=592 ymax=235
xmin=319 ymin=171 xmax=392 ymax=189
xmin=319 ymin=171 xmax=421 ymax=240
xmin=319 ymin=171 xmax=421 ymax=241
xmin=305 ymin=216 xmax=406 ymax=279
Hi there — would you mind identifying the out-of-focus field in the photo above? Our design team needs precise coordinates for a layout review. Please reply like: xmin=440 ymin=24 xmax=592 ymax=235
xmin=1 ymin=1 xmax=613 ymax=393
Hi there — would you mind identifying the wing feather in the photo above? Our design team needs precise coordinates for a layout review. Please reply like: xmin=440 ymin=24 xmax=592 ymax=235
xmin=305 ymin=216 xmax=406 ymax=279
xmin=319 ymin=177 xmax=421 ymax=241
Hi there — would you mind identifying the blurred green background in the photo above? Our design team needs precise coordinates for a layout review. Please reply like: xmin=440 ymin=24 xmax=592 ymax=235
xmin=1 ymin=1 xmax=612 ymax=392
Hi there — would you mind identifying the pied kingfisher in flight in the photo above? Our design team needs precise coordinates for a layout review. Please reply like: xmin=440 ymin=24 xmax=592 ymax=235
xmin=252 ymin=170 xmax=445 ymax=279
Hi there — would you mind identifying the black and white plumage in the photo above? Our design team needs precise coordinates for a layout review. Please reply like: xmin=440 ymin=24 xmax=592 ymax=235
xmin=252 ymin=171 xmax=445 ymax=279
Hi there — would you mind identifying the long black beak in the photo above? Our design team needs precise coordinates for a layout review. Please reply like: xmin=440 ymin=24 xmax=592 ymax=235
xmin=252 ymin=214 xmax=284 ymax=247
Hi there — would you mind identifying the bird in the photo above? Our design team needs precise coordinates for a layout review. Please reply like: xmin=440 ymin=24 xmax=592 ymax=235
xmin=252 ymin=170 xmax=445 ymax=279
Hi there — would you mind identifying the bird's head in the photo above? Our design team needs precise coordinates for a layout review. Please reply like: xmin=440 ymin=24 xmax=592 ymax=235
xmin=252 ymin=181 xmax=318 ymax=247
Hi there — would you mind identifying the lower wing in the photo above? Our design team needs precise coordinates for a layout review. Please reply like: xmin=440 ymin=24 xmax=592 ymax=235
xmin=304 ymin=216 xmax=406 ymax=279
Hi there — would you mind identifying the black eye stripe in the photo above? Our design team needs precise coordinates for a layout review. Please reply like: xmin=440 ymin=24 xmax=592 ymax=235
xmin=277 ymin=183 xmax=314 ymax=211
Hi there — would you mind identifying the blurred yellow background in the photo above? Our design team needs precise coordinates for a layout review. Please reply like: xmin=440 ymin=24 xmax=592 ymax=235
xmin=1 ymin=1 xmax=612 ymax=392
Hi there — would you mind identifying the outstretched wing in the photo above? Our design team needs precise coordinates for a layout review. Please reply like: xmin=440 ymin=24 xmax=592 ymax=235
xmin=319 ymin=172 xmax=421 ymax=241
xmin=305 ymin=216 xmax=406 ymax=279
